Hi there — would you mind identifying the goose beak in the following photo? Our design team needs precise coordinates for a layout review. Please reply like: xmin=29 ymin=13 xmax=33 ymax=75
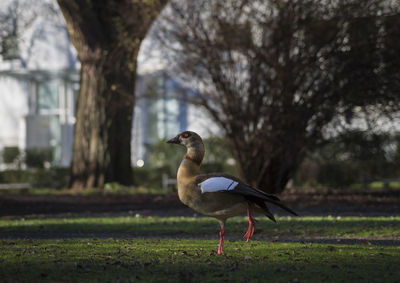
xmin=167 ymin=135 xmax=180 ymax=144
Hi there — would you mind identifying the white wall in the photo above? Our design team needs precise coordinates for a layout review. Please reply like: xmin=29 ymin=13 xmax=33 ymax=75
xmin=0 ymin=75 xmax=29 ymax=150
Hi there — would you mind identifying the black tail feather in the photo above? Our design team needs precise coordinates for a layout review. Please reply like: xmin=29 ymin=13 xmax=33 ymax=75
xmin=252 ymin=187 xmax=281 ymax=202
xmin=244 ymin=194 xmax=298 ymax=217
xmin=229 ymin=183 xmax=298 ymax=216
xmin=247 ymin=197 xmax=277 ymax=222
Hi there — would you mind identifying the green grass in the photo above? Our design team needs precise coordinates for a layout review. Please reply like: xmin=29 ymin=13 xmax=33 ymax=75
xmin=0 ymin=216 xmax=399 ymax=282
xmin=0 ymin=238 xmax=399 ymax=282
xmin=1 ymin=216 xmax=399 ymax=239
xmin=350 ymin=181 xmax=400 ymax=190
xmin=368 ymin=181 xmax=400 ymax=189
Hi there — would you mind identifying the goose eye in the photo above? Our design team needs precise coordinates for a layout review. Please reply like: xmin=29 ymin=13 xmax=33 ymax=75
xmin=182 ymin=132 xmax=190 ymax=138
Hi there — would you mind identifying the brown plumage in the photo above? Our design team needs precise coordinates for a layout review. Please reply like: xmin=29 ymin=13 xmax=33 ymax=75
xmin=167 ymin=130 xmax=297 ymax=254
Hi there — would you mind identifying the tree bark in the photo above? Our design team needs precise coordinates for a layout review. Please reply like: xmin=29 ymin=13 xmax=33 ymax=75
xmin=70 ymin=50 xmax=137 ymax=189
xmin=57 ymin=0 xmax=168 ymax=189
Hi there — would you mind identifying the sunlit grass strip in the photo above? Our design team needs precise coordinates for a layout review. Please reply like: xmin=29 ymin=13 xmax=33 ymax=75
xmin=1 ymin=216 xmax=399 ymax=239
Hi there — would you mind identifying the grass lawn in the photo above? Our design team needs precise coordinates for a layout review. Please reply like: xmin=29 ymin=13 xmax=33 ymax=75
xmin=1 ymin=216 xmax=399 ymax=282
xmin=1 ymin=216 xmax=399 ymax=239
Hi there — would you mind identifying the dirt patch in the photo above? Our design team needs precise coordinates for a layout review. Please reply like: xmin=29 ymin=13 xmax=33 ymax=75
xmin=278 ymin=188 xmax=400 ymax=217
xmin=0 ymin=193 xmax=186 ymax=217
xmin=1 ymin=189 xmax=399 ymax=218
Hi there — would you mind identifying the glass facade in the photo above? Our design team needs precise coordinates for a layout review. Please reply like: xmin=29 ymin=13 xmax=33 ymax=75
xmin=144 ymin=74 xmax=188 ymax=143
xmin=131 ymin=72 xmax=189 ymax=165
xmin=37 ymin=80 xmax=62 ymax=163
xmin=26 ymin=75 xmax=78 ymax=167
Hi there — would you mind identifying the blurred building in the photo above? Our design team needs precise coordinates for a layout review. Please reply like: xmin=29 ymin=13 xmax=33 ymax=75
xmin=0 ymin=1 xmax=80 ymax=168
xmin=132 ymin=70 xmax=192 ymax=166
xmin=0 ymin=1 xmax=199 ymax=169
xmin=0 ymin=69 xmax=79 ymax=168
xmin=0 ymin=69 xmax=190 ymax=169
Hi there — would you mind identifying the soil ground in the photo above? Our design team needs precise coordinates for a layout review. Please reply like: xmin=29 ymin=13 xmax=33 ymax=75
xmin=1 ymin=189 xmax=399 ymax=218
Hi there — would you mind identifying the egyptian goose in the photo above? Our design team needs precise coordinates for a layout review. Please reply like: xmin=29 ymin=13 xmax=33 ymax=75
xmin=167 ymin=131 xmax=297 ymax=254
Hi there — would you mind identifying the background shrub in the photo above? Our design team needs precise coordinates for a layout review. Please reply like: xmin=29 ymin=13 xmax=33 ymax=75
xmin=2 ymin=147 xmax=20 ymax=165
xmin=25 ymin=147 xmax=53 ymax=169
xmin=0 ymin=168 xmax=69 ymax=188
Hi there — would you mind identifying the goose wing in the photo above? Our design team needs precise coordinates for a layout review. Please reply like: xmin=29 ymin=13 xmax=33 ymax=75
xmin=196 ymin=174 xmax=297 ymax=216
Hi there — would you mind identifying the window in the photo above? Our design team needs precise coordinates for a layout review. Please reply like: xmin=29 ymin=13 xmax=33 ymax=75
xmin=37 ymin=80 xmax=59 ymax=112
xmin=144 ymin=75 xmax=186 ymax=142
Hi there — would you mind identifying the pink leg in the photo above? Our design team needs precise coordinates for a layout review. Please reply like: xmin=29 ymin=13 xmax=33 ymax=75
xmin=243 ymin=203 xmax=256 ymax=242
xmin=218 ymin=222 xmax=225 ymax=255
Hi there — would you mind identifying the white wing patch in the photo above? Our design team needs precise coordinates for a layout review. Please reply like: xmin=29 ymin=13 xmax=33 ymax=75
xmin=198 ymin=177 xmax=239 ymax=194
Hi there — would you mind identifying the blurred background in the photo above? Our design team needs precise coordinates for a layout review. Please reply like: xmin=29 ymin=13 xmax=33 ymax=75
xmin=0 ymin=0 xmax=399 ymax=194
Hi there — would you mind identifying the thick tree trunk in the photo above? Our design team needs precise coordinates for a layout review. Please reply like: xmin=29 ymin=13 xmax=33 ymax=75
xmin=57 ymin=0 xmax=168 ymax=189
xmin=70 ymin=50 xmax=137 ymax=189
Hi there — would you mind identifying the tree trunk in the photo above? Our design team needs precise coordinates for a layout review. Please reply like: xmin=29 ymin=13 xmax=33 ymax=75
xmin=71 ymin=49 xmax=137 ymax=189
xmin=233 ymin=145 xmax=304 ymax=194
xmin=57 ymin=0 xmax=168 ymax=189
xmin=227 ymin=124 xmax=307 ymax=194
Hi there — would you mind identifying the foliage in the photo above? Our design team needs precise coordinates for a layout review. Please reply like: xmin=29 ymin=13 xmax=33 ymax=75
xmin=154 ymin=0 xmax=400 ymax=193
xmin=294 ymin=131 xmax=400 ymax=188
xmin=146 ymin=139 xmax=186 ymax=175
xmin=0 ymin=216 xmax=399 ymax=282
xmin=25 ymin=147 xmax=53 ymax=169
xmin=132 ymin=165 xmax=171 ymax=189
xmin=2 ymin=146 xmax=20 ymax=165
xmin=0 ymin=168 xmax=69 ymax=188
xmin=103 ymin=182 xmax=133 ymax=194
xmin=202 ymin=136 xmax=233 ymax=165
xmin=317 ymin=162 xmax=360 ymax=188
